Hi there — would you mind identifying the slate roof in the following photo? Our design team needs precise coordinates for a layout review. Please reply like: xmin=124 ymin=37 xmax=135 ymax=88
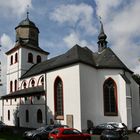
xmin=6 ymin=43 xmax=49 ymax=55
xmin=21 ymin=44 xmax=132 ymax=79
xmin=15 ymin=17 xmax=39 ymax=32
xmin=1 ymin=86 xmax=45 ymax=99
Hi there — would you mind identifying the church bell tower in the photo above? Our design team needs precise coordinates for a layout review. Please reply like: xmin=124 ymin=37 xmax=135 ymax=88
xmin=6 ymin=13 xmax=49 ymax=94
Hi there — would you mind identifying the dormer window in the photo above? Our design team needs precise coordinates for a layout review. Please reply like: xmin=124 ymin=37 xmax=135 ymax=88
xmin=28 ymin=53 xmax=33 ymax=63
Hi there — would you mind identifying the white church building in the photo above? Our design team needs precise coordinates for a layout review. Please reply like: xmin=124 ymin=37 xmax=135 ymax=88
xmin=1 ymin=15 xmax=140 ymax=131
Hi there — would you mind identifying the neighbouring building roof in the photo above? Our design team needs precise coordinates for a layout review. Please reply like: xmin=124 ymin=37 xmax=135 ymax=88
xmin=21 ymin=44 xmax=132 ymax=79
xmin=1 ymin=86 xmax=45 ymax=99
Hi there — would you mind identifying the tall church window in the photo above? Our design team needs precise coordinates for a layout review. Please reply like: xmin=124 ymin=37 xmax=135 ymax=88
xmin=37 ymin=109 xmax=42 ymax=123
xmin=8 ymin=110 xmax=10 ymax=120
xmin=54 ymin=77 xmax=64 ymax=120
xmin=26 ymin=110 xmax=29 ymax=122
xmin=15 ymin=53 xmax=18 ymax=63
xmin=103 ymin=78 xmax=118 ymax=116
xmin=14 ymin=80 xmax=17 ymax=91
xmin=37 ymin=55 xmax=41 ymax=63
xmin=10 ymin=81 xmax=13 ymax=92
xmin=28 ymin=53 xmax=33 ymax=63
xmin=10 ymin=55 xmax=13 ymax=65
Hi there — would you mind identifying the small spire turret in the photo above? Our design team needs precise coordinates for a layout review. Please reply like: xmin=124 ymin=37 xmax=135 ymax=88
xmin=97 ymin=18 xmax=108 ymax=52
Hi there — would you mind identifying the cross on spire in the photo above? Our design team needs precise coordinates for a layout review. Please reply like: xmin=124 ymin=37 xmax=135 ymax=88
xmin=26 ymin=5 xmax=29 ymax=19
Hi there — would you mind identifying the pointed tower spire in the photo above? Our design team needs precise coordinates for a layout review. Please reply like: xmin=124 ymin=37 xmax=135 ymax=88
xmin=97 ymin=18 xmax=108 ymax=52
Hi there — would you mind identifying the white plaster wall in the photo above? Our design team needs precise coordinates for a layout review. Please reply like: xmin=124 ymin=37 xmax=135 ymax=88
xmin=130 ymin=75 xmax=140 ymax=128
xmin=79 ymin=64 xmax=129 ymax=130
xmin=20 ymin=48 xmax=47 ymax=77
xmin=0 ymin=100 xmax=2 ymax=120
xmin=3 ymin=104 xmax=17 ymax=126
xmin=3 ymin=94 xmax=46 ymax=128
xmin=19 ymin=105 xmax=46 ymax=128
xmin=46 ymin=64 xmax=82 ymax=130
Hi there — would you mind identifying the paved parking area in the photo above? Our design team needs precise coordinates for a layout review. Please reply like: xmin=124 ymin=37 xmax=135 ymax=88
xmin=129 ymin=133 xmax=140 ymax=140
xmin=91 ymin=133 xmax=140 ymax=140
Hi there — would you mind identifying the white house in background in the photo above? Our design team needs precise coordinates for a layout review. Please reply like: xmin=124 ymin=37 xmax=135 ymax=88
xmin=1 ymin=15 xmax=140 ymax=131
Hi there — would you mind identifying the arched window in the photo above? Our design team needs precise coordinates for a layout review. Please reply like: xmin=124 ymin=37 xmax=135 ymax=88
xmin=10 ymin=81 xmax=13 ymax=92
xmin=38 ymin=76 xmax=44 ymax=86
xmin=37 ymin=109 xmax=42 ymax=123
xmin=15 ymin=53 xmax=18 ymax=63
xmin=41 ymin=77 xmax=44 ymax=86
xmin=26 ymin=110 xmax=29 ymax=122
xmin=10 ymin=55 xmax=13 ymax=65
xmin=8 ymin=110 xmax=10 ymax=120
xmin=37 ymin=55 xmax=41 ymax=63
xmin=23 ymin=82 xmax=27 ymax=89
xmin=21 ymin=81 xmax=27 ymax=89
xmin=103 ymin=78 xmax=118 ymax=116
xmin=28 ymin=53 xmax=33 ymax=63
xmin=54 ymin=77 xmax=64 ymax=120
xmin=14 ymin=80 xmax=17 ymax=91
xmin=31 ymin=79 xmax=35 ymax=87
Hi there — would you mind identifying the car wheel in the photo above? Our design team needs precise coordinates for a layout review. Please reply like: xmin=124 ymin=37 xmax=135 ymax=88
xmin=33 ymin=135 xmax=41 ymax=140
xmin=138 ymin=130 xmax=140 ymax=134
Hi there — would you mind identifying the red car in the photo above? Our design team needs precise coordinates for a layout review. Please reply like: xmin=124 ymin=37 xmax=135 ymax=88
xmin=49 ymin=127 xmax=91 ymax=140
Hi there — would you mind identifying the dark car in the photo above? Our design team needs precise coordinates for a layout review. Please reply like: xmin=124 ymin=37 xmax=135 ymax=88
xmin=0 ymin=121 xmax=6 ymax=132
xmin=100 ymin=129 xmax=128 ymax=140
xmin=87 ymin=122 xmax=127 ymax=135
xmin=23 ymin=124 xmax=68 ymax=140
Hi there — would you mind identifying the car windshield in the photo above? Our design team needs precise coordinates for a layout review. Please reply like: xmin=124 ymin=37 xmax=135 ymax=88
xmin=36 ymin=127 xmax=46 ymax=131
xmin=51 ymin=129 xmax=59 ymax=135
xmin=108 ymin=123 xmax=124 ymax=128
xmin=63 ymin=129 xmax=81 ymax=135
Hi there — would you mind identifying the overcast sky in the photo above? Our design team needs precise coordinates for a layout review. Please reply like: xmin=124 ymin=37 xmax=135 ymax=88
xmin=0 ymin=0 xmax=140 ymax=95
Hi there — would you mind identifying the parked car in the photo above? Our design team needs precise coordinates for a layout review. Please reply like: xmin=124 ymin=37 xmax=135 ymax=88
xmin=134 ymin=126 xmax=140 ymax=134
xmin=49 ymin=127 xmax=92 ymax=140
xmin=87 ymin=122 xmax=127 ymax=135
xmin=100 ymin=129 xmax=128 ymax=140
xmin=0 ymin=121 xmax=6 ymax=132
xmin=23 ymin=124 xmax=68 ymax=140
